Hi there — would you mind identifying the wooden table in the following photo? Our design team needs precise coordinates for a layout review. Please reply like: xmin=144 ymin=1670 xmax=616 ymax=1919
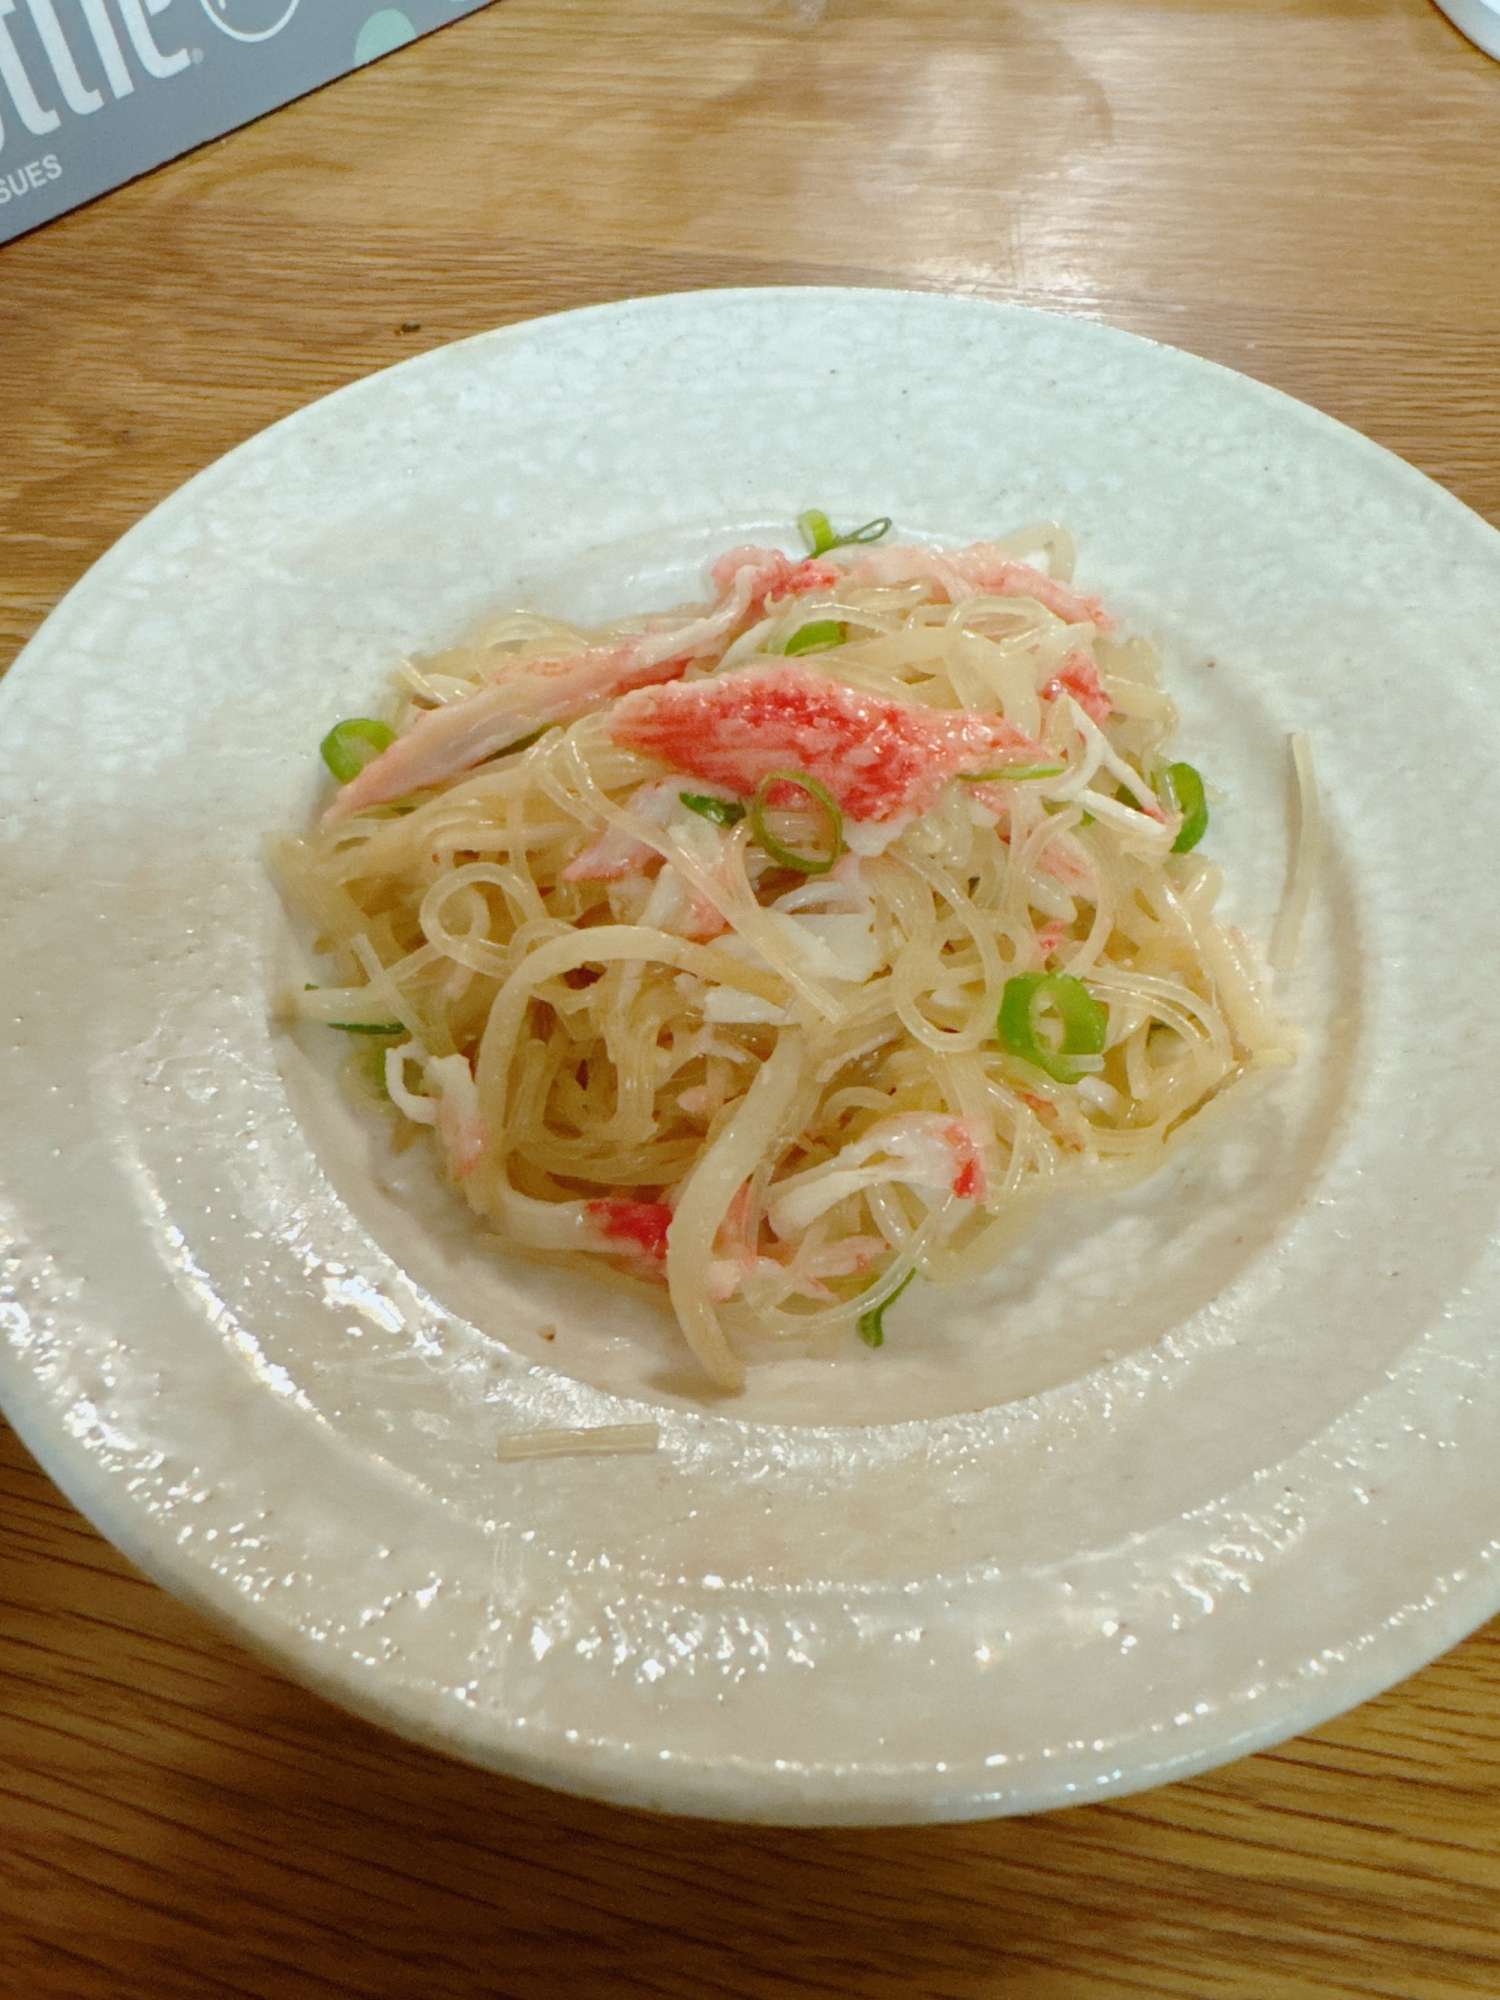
xmin=5 ymin=1 xmax=1500 ymax=1991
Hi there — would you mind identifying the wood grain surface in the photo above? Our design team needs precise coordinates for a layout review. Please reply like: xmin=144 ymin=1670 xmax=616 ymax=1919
xmin=4 ymin=0 xmax=1500 ymax=1992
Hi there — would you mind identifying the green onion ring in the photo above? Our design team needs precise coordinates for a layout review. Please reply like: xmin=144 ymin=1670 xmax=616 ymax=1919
xmin=857 ymin=1269 xmax=914 ymax=1348
xmin=1160 ymin=760 xmax=1209 ymax=852
xmin=782 ymin=619 xmax=845 ymax=655
xmin=749 ymin=769 xmax=846 ymax=875
xmin=679 ymin=792 xmax=746 ymax=827
xmin=997 ymin=971 xmax=1108 ymax=1084
xmin=796 ymin=509 xmax=894 ymax=557
xmin=320 ymin=716 xmax=396 ymax=784
xmin=961 ymin=761 xmax=1067 ymax=782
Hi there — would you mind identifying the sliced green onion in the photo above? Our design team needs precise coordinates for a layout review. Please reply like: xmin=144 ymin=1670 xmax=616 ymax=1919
xmin=798 ymin=509 xmax=837 ymax=555
xmin=962 ymin=761 xmax=1067 ymax=782
xmin=796 ymin=509 xmax=893 ymax=557
xmin=857 ymin=1269 xmax=914 ymax=1348
xmin=328 ymin=1020 xmax=404 ymax=1035
xmin=354 ymin=1042 xmax=392 ymax=1100
xmin=749 ymin=769 xmax=845 ymax=875
xmin=782 ymin=619 xmax=845 ymax=656
xmin=320 ymin=716 xmax=395 ymax=784
xmin=998 ymin=971 xmax=1108 ymax=1084
xmin=679 ymin=792 xmax=746 ymax=827
xmin=1160 ymin=761 xmax=1208 ymax=852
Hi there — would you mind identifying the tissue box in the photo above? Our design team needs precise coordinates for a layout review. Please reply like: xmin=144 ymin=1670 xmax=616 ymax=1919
xmin=0 ymin=0 xmax=498 ymax=245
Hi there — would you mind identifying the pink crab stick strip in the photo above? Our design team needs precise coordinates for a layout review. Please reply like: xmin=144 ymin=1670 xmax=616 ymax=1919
xmin=322 ymin=551 xmax=839 ymax=824
xmin=608 ymin=661 xmax=1046 ymax=822
xmin=1043 ymin=649 xmax=1114 ymax=723
xmin=709 ymin=545 xmax=842 ymax=599
xmin=561 ymin=779 xmax=682 ymax=882
xmin=713 ymin=540 xmax=1106 ymax=626
xmin=837 ymin=542 xmax=1113 ymax=629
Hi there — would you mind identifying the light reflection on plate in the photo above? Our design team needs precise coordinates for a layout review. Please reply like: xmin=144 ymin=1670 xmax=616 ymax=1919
xmin=2 ymin=289 xmax=1499 ymax=1823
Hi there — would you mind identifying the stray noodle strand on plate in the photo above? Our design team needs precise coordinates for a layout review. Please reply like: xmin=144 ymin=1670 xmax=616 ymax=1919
xmin=273 ymin=513 xmax=1293 ymax=1391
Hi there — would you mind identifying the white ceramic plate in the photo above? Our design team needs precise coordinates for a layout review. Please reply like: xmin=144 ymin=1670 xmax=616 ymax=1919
xmin=4 ymin=289 xmax=1500 ymax=1825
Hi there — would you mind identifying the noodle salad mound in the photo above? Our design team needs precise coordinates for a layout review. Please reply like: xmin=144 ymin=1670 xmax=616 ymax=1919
xmin=273 ymin=513 xmax=1291 ymax=1391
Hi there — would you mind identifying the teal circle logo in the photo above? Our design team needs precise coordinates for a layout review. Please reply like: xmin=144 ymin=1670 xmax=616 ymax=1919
xmin=355 ymin=9 xmax=417 ymax=63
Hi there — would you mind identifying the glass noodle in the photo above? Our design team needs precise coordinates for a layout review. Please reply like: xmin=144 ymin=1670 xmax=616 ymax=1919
xmin=272 ymin=520 xmax=1293 ymax=1392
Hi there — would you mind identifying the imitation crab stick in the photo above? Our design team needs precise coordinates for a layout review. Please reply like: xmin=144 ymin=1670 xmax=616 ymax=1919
xmin=323 ymin=550 xmax=838 ymax=822
xmin=607 ymin=660 xmax=1046 ymax=822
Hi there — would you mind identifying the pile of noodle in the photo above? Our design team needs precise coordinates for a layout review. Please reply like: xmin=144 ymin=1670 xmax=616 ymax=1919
xmin=273 ymin=525 xmax=1292 ymax=1391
